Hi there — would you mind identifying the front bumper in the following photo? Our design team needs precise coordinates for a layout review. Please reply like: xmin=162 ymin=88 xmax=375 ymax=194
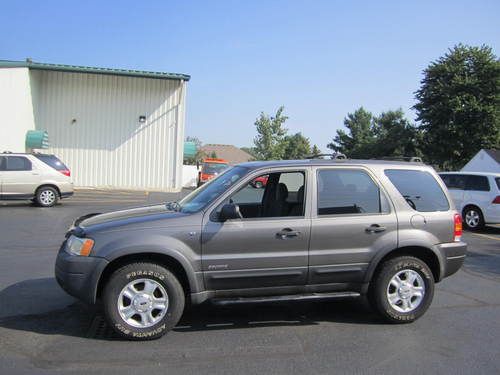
xmin=437 ymin=241 xmax=467 ymax=278
xmin=55 ymin=243 xmax=108 ymax=304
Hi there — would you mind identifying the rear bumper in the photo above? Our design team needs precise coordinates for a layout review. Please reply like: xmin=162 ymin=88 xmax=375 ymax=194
xmin=55 ymin=243 xmax=108 ymax=304
xmin=437 ymin=241 xmax=467 ymax=279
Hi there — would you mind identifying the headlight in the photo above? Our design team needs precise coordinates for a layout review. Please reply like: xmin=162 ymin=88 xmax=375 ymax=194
xmin=66 ymin=235 xmax=94 ymax=256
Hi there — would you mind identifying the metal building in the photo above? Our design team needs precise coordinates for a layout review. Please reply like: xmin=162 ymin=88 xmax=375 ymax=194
xmin=0 ymin=60 xmax=190 ymax=191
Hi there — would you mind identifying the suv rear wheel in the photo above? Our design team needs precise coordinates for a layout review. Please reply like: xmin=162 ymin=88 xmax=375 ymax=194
xmin=35 ymin=186 xmax=59 ymax=207
xmin=103 ymin=262 xmax=185 ymax=340
xmin=369 ymin=256 xmax=434 ymax=323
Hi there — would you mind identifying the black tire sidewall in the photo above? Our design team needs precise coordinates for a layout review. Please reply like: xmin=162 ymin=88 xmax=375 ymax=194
xmin=36 ymin=186 xmax=58 ymax=207
xmin=103 ymin=263 xmax=185 ymax=340
xmin=373 ymin=257 xmax=434 ymax=323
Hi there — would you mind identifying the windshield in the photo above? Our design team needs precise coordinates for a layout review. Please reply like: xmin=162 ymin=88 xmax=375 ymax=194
xmin=178 ymin=166 xmax=248 ymax=213
xmin=202 ymin=162 xmax=229 ymax=174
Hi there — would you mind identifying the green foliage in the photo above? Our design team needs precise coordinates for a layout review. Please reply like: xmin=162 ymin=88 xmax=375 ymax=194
xmin=414 ymin=44 xmax=500 ymax=169
xmin=328 ymin=107 xmax=421 ymax=159
xmin=283 ymin=132 xmax=312 ymax=159
xmin=311 ymin=144 xmax=321 ymax=157
xmin=253 ymin=106 xmax=288 ymax=160
xmin=327 ymin=107 xmax=375 ymax=158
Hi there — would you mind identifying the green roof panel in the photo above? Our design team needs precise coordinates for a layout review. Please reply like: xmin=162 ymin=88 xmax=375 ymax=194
xmin=0 ymin=59 xmax=190 ymax=81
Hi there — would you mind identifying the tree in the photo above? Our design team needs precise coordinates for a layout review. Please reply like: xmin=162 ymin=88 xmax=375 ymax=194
xmin=253 ymin=106 xmax=288 ymax=160
xmin=283 ymin=132 xmax=312 ymax=159
xmin=209 ymin=151 xmax=217 ymax=158
xmin=311 ymin=144 xmax=321 ymax=157
xmin=327 ymin=107 xmax=375 ymax=158
xmin=371 ymin=109 xmax=422 ymax=158
xmin=327 ymin=107 xmax=422 ymax=159
xmin=414 ymin=44 xmax=500 ymax=170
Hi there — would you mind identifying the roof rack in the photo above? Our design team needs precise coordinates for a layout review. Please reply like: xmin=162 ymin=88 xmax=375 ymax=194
xmin=307 ymin=153 xmax=347 ymax=160
xmin=377 ymin=156 xmax=423 ymax=163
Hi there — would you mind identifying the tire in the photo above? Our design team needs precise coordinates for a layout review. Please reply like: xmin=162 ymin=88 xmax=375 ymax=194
xmin=369 ymin=256 xmax=434 ymax=323
xmin=463 ymin=206 xmax=484 ymax=231
xmin=254 ymin=181 xmax=263 ymax=189
xmin=35 ymin=186 xmax=59 ymax=207
xmin=103 ymin=262 xmax=185 ymax=340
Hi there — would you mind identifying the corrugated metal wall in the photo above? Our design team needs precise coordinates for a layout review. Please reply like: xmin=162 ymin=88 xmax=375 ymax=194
xmin=30 ymin=70 xmax=186 ymax=191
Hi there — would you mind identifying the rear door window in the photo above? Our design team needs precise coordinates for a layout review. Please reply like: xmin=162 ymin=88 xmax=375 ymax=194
xmin=317 ymin=169 xmax=387 ymax=215
xmin=5 ymin=156 xmax=32 ymax=171
xmin=385 ymin=169 xmax=449 ymax=212
xmin=465 ymin=175 xmax=490 ymax=191
xmin=34 ymin=154 xmax=68 ymax=171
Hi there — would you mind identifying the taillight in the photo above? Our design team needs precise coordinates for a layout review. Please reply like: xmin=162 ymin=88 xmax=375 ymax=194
xmin=492 ymin=196 xmax=500 ymax=204
xmin=60 ymin=169 xmax=71 ymax=177
xmin=453 ymin=213 xmax=462 ymax=242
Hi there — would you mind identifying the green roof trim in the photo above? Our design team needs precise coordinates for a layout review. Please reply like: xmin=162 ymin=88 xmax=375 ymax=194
xmin=0 ymin=59 xmax=190 ymax=81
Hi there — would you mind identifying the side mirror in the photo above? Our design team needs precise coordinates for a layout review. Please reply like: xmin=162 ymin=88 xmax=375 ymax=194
xmin=219 ymin=203 xmax=242 ymax=222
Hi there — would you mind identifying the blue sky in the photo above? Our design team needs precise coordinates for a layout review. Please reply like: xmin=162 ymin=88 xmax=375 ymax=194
xmin=1 ymin=0 xmax=499 ymax=151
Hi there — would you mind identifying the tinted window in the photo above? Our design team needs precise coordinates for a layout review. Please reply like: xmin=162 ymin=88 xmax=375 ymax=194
xmin=385 ymin=170 xmax=449 ymax=212
xmin=465 ymin=175 xmax=490 ymax=191
xmin=317 ymin=169 xmax=383 ymax=215
xmin=0 ymin=156 xmax=5 ymax=171
xmin=439 ymin=174 xmax=466 ymax=190
xmin=35 ymin=154 xmax=68 ymax=171
xmin=5 ymin=156 xmax=31 ymax=171
xmin=496 ymin=178 xmax=500 ymax=190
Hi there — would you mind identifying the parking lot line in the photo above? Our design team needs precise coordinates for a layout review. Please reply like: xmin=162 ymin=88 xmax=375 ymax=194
xmin=469 ymin=232 xmax=500 ymax=242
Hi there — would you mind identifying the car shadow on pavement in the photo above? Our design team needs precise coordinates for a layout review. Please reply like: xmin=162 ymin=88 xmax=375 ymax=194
xmin=0 ymin=277 xmax=384 ymax=341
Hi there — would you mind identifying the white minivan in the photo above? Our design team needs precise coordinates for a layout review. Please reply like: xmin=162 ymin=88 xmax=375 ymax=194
xmin=439 ymin=172 xmax=500 ymax=230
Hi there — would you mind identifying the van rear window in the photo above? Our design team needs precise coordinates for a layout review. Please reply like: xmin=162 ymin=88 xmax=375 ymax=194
xmin=385 ymin=170 xmax=449 ymax=212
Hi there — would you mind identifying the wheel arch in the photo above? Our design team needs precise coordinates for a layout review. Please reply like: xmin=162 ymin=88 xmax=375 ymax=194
xmin=35 ymin=183 xmax=62 ymax=197
xmin=95 ymin=252 xmax=197 ymax=302
xmin=366 ymin=246 xmax=442 ymax=284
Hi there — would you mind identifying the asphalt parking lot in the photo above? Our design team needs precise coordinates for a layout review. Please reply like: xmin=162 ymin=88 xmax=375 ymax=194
xmin=1 ymin=189 xmax=499 ymax=374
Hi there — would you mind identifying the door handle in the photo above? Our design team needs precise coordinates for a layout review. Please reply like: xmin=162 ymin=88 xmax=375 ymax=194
xmin=365 ymin=224 xmax=386 ymax=233
xmin=276 ymin=228 xmax=300 ymax=239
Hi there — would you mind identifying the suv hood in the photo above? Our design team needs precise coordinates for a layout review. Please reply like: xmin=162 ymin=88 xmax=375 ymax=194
xmin=76 ymin=204 xmax=184 ymax=232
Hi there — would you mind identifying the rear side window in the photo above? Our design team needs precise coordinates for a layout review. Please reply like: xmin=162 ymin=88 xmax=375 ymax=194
xmin=465 ymin=175 xmax=490 ymax=191
xmin=385 ymin=169 xmax=449 ymax=212
xmin=5 ymin=156 xmax=32 ymax=171
xmin=34 ymin=154 xmax=68 ymax=171
xmin=439 ymin=174 xmax=466 ymax=190
xmin=0 ymin=156 xmax=5 ymax=170
xmin=496 ymin=178 xmax=500 ymax=190
xmin=317 ymin=169 xmax=386 ymax=215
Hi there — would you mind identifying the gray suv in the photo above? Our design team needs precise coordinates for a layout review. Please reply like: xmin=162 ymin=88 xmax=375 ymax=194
xmin=55 ymin=159 xmax=466 ymax=340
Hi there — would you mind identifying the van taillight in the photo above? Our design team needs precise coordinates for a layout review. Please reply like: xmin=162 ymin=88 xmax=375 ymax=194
xmin=60 ymin=169 xmax=71 ymax=177
xmin=454 ymin=213 xmax=462 ymax=242
xmin=492 ymin=196 xmax=500 ymax=204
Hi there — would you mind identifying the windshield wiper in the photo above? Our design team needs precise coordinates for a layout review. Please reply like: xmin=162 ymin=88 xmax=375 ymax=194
xmin=165 ymin=201 xmax=181 ymax=212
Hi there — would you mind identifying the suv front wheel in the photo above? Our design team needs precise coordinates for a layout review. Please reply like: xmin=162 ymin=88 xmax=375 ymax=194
xmin=103 ymin=262 xmax=185 ymax=340
xmin=370 ymin=256 xmax=434 ymax=323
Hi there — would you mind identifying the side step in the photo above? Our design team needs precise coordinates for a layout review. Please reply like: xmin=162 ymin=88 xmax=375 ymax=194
xmin=211 ymin=292 xmax=361 ymax=306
